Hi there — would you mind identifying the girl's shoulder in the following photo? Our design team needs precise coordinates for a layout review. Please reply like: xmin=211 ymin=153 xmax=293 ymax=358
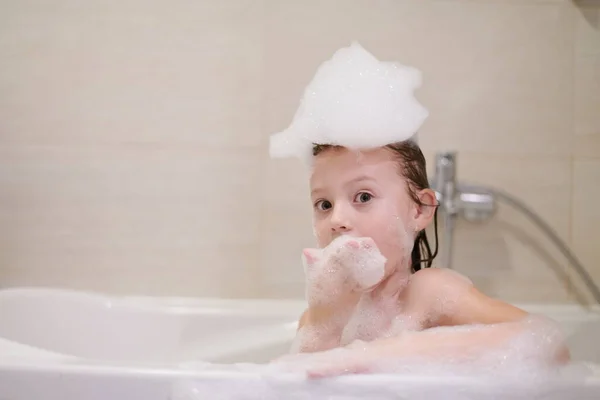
xmin=408 ymin=267 xmax=473 ymax=297
xmin=405 ymin=267 xmax=528 ymax=327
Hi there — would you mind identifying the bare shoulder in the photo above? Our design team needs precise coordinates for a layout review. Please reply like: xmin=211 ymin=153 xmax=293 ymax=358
xmin=406 ymin=268 xmax=528 ymax=327
xmin=409 ymin=267 xmax=473 ymax=291
xmin=406 ymin=267 xmax=474 ymax=310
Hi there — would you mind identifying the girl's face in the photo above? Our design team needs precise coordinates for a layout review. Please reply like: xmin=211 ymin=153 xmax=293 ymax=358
xmin=309 ymin=146 xmax=433 ymax=276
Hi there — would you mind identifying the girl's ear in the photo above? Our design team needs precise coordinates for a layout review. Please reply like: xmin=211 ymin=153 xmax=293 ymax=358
xmin=412 ymin=188 xmax=437 ymax=231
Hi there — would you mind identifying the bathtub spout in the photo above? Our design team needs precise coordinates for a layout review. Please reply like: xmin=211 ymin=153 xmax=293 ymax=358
xmin=431 ymin=152 xmax=495 ymax=269
xmin=431 ymin=152 xmax=459 ymax=269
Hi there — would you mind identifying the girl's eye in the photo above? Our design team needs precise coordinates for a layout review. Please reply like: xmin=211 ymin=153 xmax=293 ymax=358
xmin=355 ymin=192 xmax=373 ymax=203
xmin=315 ymin=200 xmax=333 ymax=211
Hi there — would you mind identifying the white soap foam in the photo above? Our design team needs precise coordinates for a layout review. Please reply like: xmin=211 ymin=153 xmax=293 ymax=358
xmin=172 ymin=362 xmax=597 ymax=400
xmin=276 ymin=314 xmax=572 ymax=379
xmin=172 ymin=314 xmax=594 ymax=399
xmin=303 ymin=236 xmax=387 ymax=304
xmin=338 ymin=214 xmax=418 ymax=345
xmin=269 ymin=42 xmax=428 ymax=163
xmin=340 ymin=292 xmax=407 ymax=346
xmin=295 ymin=213 xmax=427 ymax=352
xmin=290 ymin=236 xmax=387 ymax=354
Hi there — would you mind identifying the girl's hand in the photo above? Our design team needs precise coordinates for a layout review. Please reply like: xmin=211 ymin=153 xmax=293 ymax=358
xmin=305 ymin=352 xmax=372 ymax=379
xmin=303 ymin=236 xmax=386 ymax=306
xmin=271 ymin=340 xmax=380 ymax=379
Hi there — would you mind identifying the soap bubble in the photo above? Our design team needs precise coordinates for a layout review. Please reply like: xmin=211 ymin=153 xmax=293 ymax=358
xmin=302 ymin=236 xmax=387 ymax=305
xmin=170 ymin=313 xmax=592 ymax=400
xmin=277 ymin=314 xmax=575 ymax=381
xmin=269 ymin=42 xmax=429 ymax=164
xmin=291 ymin=236 xmax=387 ymax=353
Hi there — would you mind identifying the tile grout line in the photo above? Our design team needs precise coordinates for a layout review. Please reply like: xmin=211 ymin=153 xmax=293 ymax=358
xmin=566 ymin=1 xmax=577 ymax=300
xmin=255 ymin=0 xmax=270 ymax=298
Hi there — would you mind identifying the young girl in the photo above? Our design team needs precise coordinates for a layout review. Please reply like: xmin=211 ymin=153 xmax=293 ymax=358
xmin=273 ymin=139 xmax=570 ymax=378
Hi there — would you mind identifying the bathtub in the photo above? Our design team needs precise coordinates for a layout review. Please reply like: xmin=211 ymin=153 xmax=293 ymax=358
xmin=0 ymin=287 xmax=599 ymax=399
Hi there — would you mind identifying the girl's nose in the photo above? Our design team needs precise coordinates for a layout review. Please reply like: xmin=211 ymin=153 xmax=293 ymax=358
xmin=330 ymin=204 xmax=352 ymax=233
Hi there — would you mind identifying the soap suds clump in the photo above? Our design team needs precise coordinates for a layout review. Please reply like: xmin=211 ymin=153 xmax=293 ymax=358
xmin=269 ymin=42 xmax=428 ymax=163
xmin=289 ymin=236 xmax=387 ymax=353
xmin=276 ymin=314 xmax=575 ymax=381
xmin=172 ymin=360 xmax=596 ymax=400
xmin=303 ymin=235 xmax=387 ymax=304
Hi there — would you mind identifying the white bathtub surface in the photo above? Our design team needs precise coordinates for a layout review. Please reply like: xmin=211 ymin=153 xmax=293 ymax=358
xmin=0 ymin=359 xmax=599 ymax=400
xmin=0 ymin=287 xmax=301 ymax=364
xmin=1 ymin=288 xmax=599 ymax=364
xmin=0 ymin=287 xmax=600 ymax=399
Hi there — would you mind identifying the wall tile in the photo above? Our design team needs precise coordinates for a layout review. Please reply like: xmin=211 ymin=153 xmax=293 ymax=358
xmin=417 ymin=1 xmax=575 ymax=157
xmin=575 ymin=2 xmax=600 ymax=57
xmin=0 ymin=1 xmax=264 ymax=147
xmin=261 ymin=154 xmax=312 ymax=207
xmin=570 ymin=158 xmax=600 ymax=305
xmin=263 ymin=0 xmax=575 ymax=157
xmin=574 ymin=56 xmax=600 ymax=157
xmin=258 ymin=184 xmax=314 ymax=295
xmin=257 ymin=136 xmax=313 ymax=296
xmin=0 ymin=144 xmax=262 ymax=297
xmin=0 ymin=245 xmax=259 ymax=298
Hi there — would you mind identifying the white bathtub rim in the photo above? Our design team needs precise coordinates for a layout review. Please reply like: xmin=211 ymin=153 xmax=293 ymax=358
xmin=0 ymin=286 xmax=308 ymax=317
xmin=1 ymin=286 xmax=599 ymax=316
xmin=0 ymin=287 xmax=599 ymax=367
xmin=0 ymin=356 xmax=596 ymax=390
xmin=0 ymin=287 xmax=598 ymax=392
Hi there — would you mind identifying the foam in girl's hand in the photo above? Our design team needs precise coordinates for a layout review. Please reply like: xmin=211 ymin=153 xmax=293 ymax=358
xmin=290 ymin=236 xmax=387 ymax=353
xmin=269 ymin=42 xmax=429 ymax=163
xmin=302 ymin=236 xmax=387 ymax=303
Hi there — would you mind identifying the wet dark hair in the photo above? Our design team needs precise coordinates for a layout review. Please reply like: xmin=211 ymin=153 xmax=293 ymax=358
xmin=312 ymin=140 xmax=439 ymax=273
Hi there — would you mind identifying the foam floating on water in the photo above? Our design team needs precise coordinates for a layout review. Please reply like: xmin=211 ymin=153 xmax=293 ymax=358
xmin=269 ymin=42 xmax=429 ymax=163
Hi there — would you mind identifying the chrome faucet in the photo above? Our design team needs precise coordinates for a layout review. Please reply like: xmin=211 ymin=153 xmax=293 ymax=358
xmin=429 ymin=151 xmax=496 ymax=269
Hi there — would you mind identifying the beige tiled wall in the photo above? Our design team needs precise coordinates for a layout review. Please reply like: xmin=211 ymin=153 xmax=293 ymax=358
xmin=0 ymin=1 xmax=598 ymax=303
xmin=259 ymin=0 xmax=600 ymax=304
xmin=0 ymin=1 xmax=264 ymax=297
xmin=571 ymin=1 xmax=600 ymax=303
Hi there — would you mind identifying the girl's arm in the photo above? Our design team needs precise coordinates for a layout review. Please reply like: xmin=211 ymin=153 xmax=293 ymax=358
xmin=408 ymin=267 xmax=530 ymax=327
xmin=305 ymin=268 xmax=570 ymax=378
xmin=291 ymin=291 xmax=360 ymax=354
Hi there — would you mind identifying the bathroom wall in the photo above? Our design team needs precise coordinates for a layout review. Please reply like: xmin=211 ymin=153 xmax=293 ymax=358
xmin=571 ymin=0 xmax=600 ymax=304
xmin=0 ymin=0 xmax=598 ymax=302
xmin=0 ymin=1 xmax=266 ymax=297
xmin=259 ymin=0 xmax=600 ymax=304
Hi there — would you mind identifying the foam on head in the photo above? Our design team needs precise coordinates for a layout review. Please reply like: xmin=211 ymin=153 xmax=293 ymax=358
xmin=269 ymin=42 xmax=428 ymax=164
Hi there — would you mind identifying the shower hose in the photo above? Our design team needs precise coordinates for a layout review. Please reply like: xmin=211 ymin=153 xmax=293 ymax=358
xmin=458 ymin=184 xmax=600 ymax=305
